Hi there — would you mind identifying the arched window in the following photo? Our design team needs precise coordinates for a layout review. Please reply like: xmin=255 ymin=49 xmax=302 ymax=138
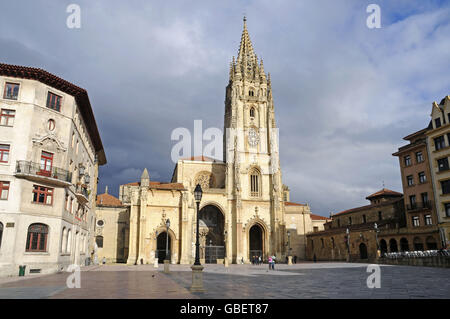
xmin=426 ymin=236 xmax=437 ymax=250
xmin=249 ymin=168 xmax=261 ymax=197
xmin=389 ymin=238 xmax=398 ymax=252
xmin=67 ymin=229 xmax=72 ymax=253
xmin=400 ymin=238 xmax=409 ymax=251
xmin=26 ymin=223 xmax=49 ymax=252
xmin=380 ymin=239 xmax=387 ymax=254
xmin=250 ymin=107 xmax=255 ymax=118
xmin=0 ymin=222 xmax=3 ymax=249
xmin=331 ymin=237 xmax=335 ymax=249
xmin=96 ymin=235 xmax=104 ymax=248
xmin=413 ymin=237 xmax=424 ymax=251
xmin=248 ymin=90 xmax=254 ymax=96
xmin=61 ymin=227 xmax=67 ymax=253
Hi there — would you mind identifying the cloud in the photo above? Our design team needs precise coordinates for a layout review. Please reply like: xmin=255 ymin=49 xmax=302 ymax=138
xmin=0 ymin=0 xmax=448 ymax=216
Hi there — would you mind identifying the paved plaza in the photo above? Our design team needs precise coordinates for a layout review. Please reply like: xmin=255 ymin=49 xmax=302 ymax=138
xmin=0 ymin=262 xmax=448 ymax=299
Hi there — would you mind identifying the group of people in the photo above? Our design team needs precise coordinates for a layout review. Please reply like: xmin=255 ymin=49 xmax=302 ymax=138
xmin=251 ymin=255 xmax=262 ymax=265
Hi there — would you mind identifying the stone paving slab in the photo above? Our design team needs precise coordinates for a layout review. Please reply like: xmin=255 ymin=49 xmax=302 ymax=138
xmin=0 ymin=262 xmax=448 ymax=299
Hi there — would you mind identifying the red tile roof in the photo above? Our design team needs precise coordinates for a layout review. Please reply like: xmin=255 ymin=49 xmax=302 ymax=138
xmin=0 ymin=63 xmax=105 ymax=164
xmin=310 ymin=214 xmax=329 ymax=221
xmin=366 ymin=188 xmax=402 ymax=200
xmin=96 ymin=193 xmax=123 ymax=207
xmin=332 ymin=197 xmax=402 ymax=217
xmin=124 ymin=181 xmax=185 ymax=190
xmin=285 ymin=202 xmax=306 ymax=206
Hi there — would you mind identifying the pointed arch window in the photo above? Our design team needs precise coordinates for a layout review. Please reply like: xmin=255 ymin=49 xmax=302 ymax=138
xmin=249 ymin=168 xmax=261 ymax=197
xmin=96 ymin=235 xmax=104 ymax=248
xmin=26 ymin=223 xmax=49 ymax=252
xmin=250 ymin=107 xmax=255 ymax=118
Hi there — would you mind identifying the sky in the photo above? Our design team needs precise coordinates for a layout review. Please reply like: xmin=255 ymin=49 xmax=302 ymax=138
xmin=0 ymin=0 xmax=449 ymax=216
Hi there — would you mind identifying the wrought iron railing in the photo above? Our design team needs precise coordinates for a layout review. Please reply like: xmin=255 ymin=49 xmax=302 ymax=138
xmin=382 ymin=249 xmax=449 ymax=258
xmin=406 ymin=201 xmax=432 ymax=211
xmin=76 ymin=184 xmax=89 ymax=198
xmin=15 ymin=160 xmax=71 ymax=183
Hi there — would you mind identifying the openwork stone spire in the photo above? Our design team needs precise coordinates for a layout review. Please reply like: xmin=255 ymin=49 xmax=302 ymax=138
xmin=236 ymin=17 xmax=258 ymax=75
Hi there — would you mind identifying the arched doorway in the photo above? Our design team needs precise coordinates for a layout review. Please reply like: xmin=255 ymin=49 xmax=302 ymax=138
xmin=400 ymin=238 xmax=409 ymax=251
xmin=199 ymin=205 xmax=225 ymax=263
xmin=413 ymin=237 xmax=424 ymax=251
xmin=157 ymin=232 xmax=171 ymax=263
xmin=426 ymin=236 xmax=438 ymax=250
xmin=380 ymin=239 xmax=387 ymax=255
xmin=249 ymin=224 xmax=264 ymax=260
xmin=359 ymin=243 xmax=368 ymax=259
xmin=389 ymin=238 xmax=398 ymax=252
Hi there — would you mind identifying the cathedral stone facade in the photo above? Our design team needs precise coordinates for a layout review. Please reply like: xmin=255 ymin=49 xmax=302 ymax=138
xmin=95 ymin=19 xmax=326 ymax=265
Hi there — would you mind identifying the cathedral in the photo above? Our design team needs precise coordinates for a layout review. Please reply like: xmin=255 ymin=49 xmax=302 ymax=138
xmin=94 ymin=19 xmax=328 ymax=265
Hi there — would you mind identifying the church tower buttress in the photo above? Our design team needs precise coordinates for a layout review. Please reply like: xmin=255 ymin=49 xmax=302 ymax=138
xmin=224 ymin=18 xmax=285 ymax=261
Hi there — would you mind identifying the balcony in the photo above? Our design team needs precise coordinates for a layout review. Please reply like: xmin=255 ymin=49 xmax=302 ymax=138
xmin=406 ymin=201 xmax=432 ymax=212
xmin=15 ymin=161 xmax=72 ymax=187
xmin=75 ymin=184 xmax=89 ymax=204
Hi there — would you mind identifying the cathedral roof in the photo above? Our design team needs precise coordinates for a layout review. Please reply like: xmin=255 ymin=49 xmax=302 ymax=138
xmin=285 ymin=201 xmax=307 ymax=206
xmin=96 ymin=193 xmax=124 ymax=207
xmin=180 ymin=155 xmax=222 ymax=162
xmin=310 ymin=214 xmax=330 ymax=221
xmin=123 ymin=181 xmax=185 ymax=190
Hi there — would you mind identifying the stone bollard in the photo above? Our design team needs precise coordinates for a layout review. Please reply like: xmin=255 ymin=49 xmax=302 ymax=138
xmin=164 ymin=260 xmax=170 ymax=273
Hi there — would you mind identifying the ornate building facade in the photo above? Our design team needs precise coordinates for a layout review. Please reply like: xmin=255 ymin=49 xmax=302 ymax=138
xmin=95 ymin=19 xmax=326 ymax=265
xmin=0 ymin=64 xmax=106 ymax=277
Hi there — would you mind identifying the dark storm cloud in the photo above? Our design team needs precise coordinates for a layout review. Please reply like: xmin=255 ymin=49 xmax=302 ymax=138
xmin=1 ymin=0 xmax=449 ymax=216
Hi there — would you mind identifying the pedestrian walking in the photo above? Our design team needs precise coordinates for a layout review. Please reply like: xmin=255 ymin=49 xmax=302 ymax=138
xmin=271 ymin=255 xmax=276 ymax=270
xmin=102 ymin=257 xmax=106 ymax=265
xmin=268 ymin=256 xmax=272 ymax=270
xmin=294 ymin=255 xmax=297 ymax=264
xmin=258 ymin=256 xmax=262 ymax=265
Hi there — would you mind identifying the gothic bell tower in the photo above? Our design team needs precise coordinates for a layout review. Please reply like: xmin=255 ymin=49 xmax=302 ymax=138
xmin=224 ymin=17 xmax=286 ymax=262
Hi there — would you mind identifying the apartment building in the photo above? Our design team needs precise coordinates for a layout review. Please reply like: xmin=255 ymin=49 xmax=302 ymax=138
xmin=426 ymin=95 xmax=450 ymax=248
xmin=0 ymin=63 xmax=106 ymax=277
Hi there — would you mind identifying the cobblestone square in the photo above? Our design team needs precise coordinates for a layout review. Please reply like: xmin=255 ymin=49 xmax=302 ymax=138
xmin=0 ymin=263 xmax=448 ymax=299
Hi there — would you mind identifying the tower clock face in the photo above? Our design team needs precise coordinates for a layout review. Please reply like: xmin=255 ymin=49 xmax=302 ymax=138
xmin=248 ymin=128 xmax=260 ymax=147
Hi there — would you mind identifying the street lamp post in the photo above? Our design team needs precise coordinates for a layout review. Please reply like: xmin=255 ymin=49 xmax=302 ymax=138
xmin=164 ymin=219 xmax=170 ymax=273
xmin=190 ymin=184 xmax=205 ymax=292
xmin=374 ymin=223 xmax=380 ymax=258
xmin=346 ymin=228 xmax=351 ymax=262
xmin=287 ymin=231 xmax=292 ymax=265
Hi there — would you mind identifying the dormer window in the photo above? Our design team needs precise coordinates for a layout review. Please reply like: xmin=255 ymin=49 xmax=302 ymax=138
xmin=435 ymin=118 xmax=441 ymax=128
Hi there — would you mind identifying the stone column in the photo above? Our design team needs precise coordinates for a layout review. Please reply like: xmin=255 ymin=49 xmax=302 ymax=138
xmin=126 ymin=203 xmax=139 ymax=265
